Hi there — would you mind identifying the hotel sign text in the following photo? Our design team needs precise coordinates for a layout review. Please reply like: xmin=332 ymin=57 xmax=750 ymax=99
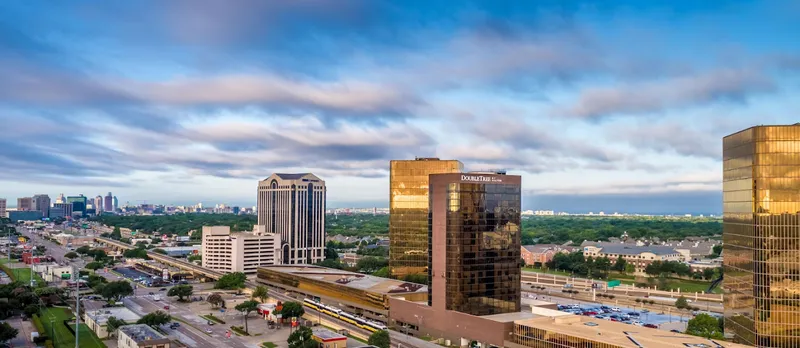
xmin=461 ymin=175 xmax=502 ymax=183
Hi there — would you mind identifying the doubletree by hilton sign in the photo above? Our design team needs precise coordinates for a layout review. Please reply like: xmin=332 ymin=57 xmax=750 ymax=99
xmin=461 ymin=175 xmax=503 ymax=183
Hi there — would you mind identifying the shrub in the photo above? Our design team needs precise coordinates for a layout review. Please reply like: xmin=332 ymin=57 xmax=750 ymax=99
xmin=608 ymin=295 xmax=615 ymax=299
xmin=635 ymin=298 xmax=642 ymax=303
xmin=45 ymin=340 xmax=54 ymax=348
xmin=32 ymin=314 xmax=46 ymax=337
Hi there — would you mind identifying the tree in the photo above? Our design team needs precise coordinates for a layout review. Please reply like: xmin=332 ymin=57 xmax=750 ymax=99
xmin=187 ymin=254 xmax=201 ymax=262
xmin=167 ymin=285 xmax=193 ymax=302
xmin=87 ymin=249 xmax=107 ymax=261
xmin=111 ymin=226 xmax=122 ymax=240
xmin=64 ymin=252 xmax=79 ymax=259
xmin=137 ymin=311 xmax=171 ymax=327
xmin=251 ymin=286 xmax=269 ymax=303
xmin=75 ymin=246 xmax=92 ymax=255
xmin=624 ymin=264 xmax=636 ymax=274
xmin=106 ymin=316 xmax=127 ymax=337
xmin=235 ymin=300 xmax=259 ymax=334
xmin=152 ymin=248 xmax=167 ymax=255
xmin=23 ymin=304 xmax=40 ymax=318
xmin=368 ymin=330 xmax=390 ymax=348
xmin=403 ymin=273 xmax=429 ymax=285
xmin=278 ymin=301 xmax=305 ymax=319
xmin=675 ymin=296 xmax=689 ymax=310
xmin=34 ymin=287 xmax=63 ymax=297
xmin=0 ymin=322 xmax=19 ymax=345
xmin=324 ymin=246 xmax=338 ymax=260
xmin=101 ymin=281 xmax=134 ymax=301
xmin=315 ymin=259 xmax=344 ymax=270
xmin=215 ymin=272 xmax=246 ymax=290
xmin=356 ymin=257 xmax=388 ymax=274
xmin=613 ymin=256 xmax=627 ymax=272
xmin=207 ymin=293 xmax=224 ymax=308
xmin=287 ymin=326 xmax=316 ymax=348
xmin=372 ymin=266 xmax=391 ymax=278
xmin=85 ymin=261 xmax=104 ymax=271
xmin=123 ymin=248 xmax=149 ymax=259
xmin=686 ymin=313 xmax=724 ymax=339
xmin=711 ymin=244 xmax=722 ymax=257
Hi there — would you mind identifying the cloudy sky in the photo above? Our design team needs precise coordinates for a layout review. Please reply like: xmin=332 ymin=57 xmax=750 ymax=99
xmin=1 ymin=1 xmax=798 ymax=214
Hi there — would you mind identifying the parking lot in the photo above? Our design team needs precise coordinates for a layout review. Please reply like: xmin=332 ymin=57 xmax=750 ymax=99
xmin=555 ymin=303 xmax=692 ymax=331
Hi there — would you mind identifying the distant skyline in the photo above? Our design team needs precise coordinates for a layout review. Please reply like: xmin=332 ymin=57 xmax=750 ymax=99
xmin=1 ymin=1 xmax=798 ymax=213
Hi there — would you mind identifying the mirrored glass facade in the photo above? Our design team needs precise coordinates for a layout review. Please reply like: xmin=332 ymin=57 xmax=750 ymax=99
xmin=429 ymin=173 xmax=521 ymax=316
xmin=724 ymin=125 xmax=800 ymax=347
xmin=389 ymin=158 xmax=463 ymax=277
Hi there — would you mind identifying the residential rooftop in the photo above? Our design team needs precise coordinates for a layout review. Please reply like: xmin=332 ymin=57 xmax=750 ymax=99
xmin=86 ymin=307 xmax=140 ymax=324
xmin=118 ymin=324 xmax=169 ymax=344
xmin=584 ymin=243 xmax=679 ymax=256
xmin=259 ymin=265 xmax=427 ymax=295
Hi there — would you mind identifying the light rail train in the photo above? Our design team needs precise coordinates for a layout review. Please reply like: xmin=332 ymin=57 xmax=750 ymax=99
xmin=303 ymin=298 xmax=388 ymax=333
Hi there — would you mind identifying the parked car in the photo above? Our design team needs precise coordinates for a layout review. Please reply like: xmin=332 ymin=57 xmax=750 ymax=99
xmin=149 ymin=292 xmax=155 ymax=295
xmin=163 ymin=305 xmax=170 ymax=310
xmin=169 ymin=322 xmax=180 ymax=329
xmin=644 ymin=324 xmax=658 ymax=329
xmin=670 ymin=329 xmax=682 ymax=333
xmin=159 ymin=288 xmax=167 ymax=291
xmin=611 ymin=307 xmax=621 ymax=312
xmin=205 ymin=328 xmax=213 ymax=334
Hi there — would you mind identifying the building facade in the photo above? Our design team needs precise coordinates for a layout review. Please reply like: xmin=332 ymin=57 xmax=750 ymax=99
xmin=17 ymin=197 xmax=32 ymax=211
xmin=113 ymin=196 xmax=118 ymax=210
xmin=389 ymin=158 xmax=463 ymax=277
xmin=104 ymin=192 xmax=113 ymax=212
xmin=257 ymin=173 xmax=326 ymax=265
xmin=94 ymin=195 xmax=103 ymax=214
xmin=31 ymin=194 xmax=50 ymax=218
xmin=67 ymin=195 xmax=87 ymax=216
xmin=723 ymin=125 xmax=800 ymax=347
xmin=429 ymin=172 xmax=522 ymax=316
xmin=9 ymin=210 xmax=43 ymax=222
xmin=50 ymin=203 xmax=72 ymax=219
xmin=582 ymin=244 xmax=682 ymax=274
xmin=201 ymin=226 xmax=281 ymax=274
xmin=521 ymin=245 xmax=559 ymax=266
xmin=0 ymin=198 xmax=5 ymax=218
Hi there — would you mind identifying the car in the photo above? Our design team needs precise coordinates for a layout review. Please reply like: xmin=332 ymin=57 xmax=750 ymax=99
xmin=205 ymin=328 xmax=213 ymax=334
xmin=611 ymin=307 xmax=621 ymax=312
xmin=631 ymin=321 xmax=644 ymax=327
xmin=641 ymin=309 xmax=649 ymax=313
xmin=628 ymin=312 xmax=640 ymax=316
xmin=169 ymin=323 xmax=180 ymax=329
xmin=644 ymin=324 xmax=658 ymax=329
xmin=149 ymin=292 xmax=155 ymax=295
xmin=670 ymin=329 xmax=681 ymax=333
xmin=163 ymin=305 xmax=170 ymax=310
xmin=207 ymin=321 xmax=215 ymax=326
xmin=159 ymin=288 xmax=167 ymax=291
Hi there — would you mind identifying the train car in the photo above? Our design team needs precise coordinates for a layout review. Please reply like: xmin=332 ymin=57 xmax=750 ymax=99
xmin=303 ymin=298 xmax=321 ymax=311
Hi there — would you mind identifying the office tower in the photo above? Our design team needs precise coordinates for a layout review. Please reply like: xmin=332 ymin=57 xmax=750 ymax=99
xmin=94 ymin=196 xmax=104 ymax=214
xmin=428 ymin=172 xmax=521 ymax=316
xmin=257 ymin=173 xmax=326 ymax=264
xmin=113 ymin=196 xmax=118 ymax=210
xmin=55 ymin=193 xmax=65 ymax=204
xmin=31 ymin=194 xmax=51 ymax=218
xmin=723 ymin=125 xmax=800 ymax=347
xmin=0 ymin=198 xmax=5 ymax=218
xmin=51 ymin=203 xmax=73 ymax=219
xmin=67 ymin=195 xmax=87 ymax=216
xmin=389 ymin=158 xmax=463 ymax=277
xmin=17 ymin=197 xmax=32 ymax=211
xmin=201 ymin=226 xmax=281 ymax=274
xmin=104 ymin=192 xmax=113 ymax=212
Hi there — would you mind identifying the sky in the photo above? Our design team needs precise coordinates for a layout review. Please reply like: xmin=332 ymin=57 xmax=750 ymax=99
xmin=1 ymin=1 xmax=799 ymax=214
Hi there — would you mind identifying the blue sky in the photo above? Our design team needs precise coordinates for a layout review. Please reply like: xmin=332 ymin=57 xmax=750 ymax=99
xmin=1 ymin=0 xmax=798 ymax=213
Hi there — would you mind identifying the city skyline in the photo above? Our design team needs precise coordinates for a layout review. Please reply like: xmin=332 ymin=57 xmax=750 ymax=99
xmin=1 ymin=2 xmax=798 ymax=213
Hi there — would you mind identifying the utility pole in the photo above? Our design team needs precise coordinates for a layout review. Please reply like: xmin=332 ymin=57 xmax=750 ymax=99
xmin=74 ymin=264 xmax=80 ymax=348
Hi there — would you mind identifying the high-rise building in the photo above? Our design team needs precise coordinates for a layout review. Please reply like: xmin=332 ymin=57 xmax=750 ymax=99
xmin=201 ymin=226 xmax=281 ymax=275
xmin=94 ymin=196 xmax=104 ymax=214
xmin=31 ymin=194 xmax=51 ymax=218
xmin=389 ymin=158 xmax=463 ymax=277
xmin=104 ymin=192 xmax=113 ymax=212
xmin=257 ymin=173 xmax=326 ymax=264
xmin=67 ymin=195 xmax=87 ymax=216
xmin=0 ymin=198 xmax=6 ymax=218
xmin=428 ymin=172 xmax=521 ymax=316
xmin=113 ymin=196 xmax=118 ymax=210
xmin=17 ymin=197 xmax=32 ymax=211
xmin=55 ymin=193 xmax=65 ymax=204
xmin=723 ymin=125 xmax=800 ymax=347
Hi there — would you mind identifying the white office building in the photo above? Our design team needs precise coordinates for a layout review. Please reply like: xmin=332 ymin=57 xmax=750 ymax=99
xmin=201 ymin=226 xmax=281 ymax=275
xmin=257 ymin=173 xmax=326 ymax=265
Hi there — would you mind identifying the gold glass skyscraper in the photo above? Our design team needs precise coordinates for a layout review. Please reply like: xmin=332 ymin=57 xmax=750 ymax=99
xmin=724 ymin=125 xmax=800 ymax=347
xmin=389 ymin=158 xmax=463 ymax=277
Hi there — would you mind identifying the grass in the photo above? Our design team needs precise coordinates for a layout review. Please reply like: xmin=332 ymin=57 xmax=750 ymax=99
xmin=202 ymin=314 xmax=226 ymax=324
xmin=40 ymin=307 xmax=106 ymax=348
xmin=3 ymin=266 xmax=45 ymax=286
xmin=262 ymin=342 xmax=278 ymax=348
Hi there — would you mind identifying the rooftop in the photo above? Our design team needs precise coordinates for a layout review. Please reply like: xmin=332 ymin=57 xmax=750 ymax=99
xmin=86 ymin=307 xmax=141 ymax=324
xmin=514 ymin=314 xmax=749 ymax=348
xmin=118 ymin=324 xmax=169 ymax=344
xmin=586 ymin=243 xmax=678 ymax=256
xmin=312 ymin=328 xmax=347 ymax=341
xmin=260 ymin=265 xmax=428 ymax=295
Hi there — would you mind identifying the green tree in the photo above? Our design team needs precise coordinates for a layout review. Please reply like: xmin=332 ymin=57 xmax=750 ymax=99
xmin=111 ymin=226 xmax=122 ymax=240
xmin=624 ymin=263 xmax=636 ymax=274
xmin=33 ymin=287 xmax=63 ymax=297
xmin=23 ymin=304 xmax=40 ymax=318
xmin=75 ymin=246 xmax=91 ymax=255
xmin=123 ymin=247 xmax=149 ymax=259
xmin=675 ymin=296 xmax=689 ymax=310
xmin=278 ymin=301 xmax=305 ymax=319
xmin=235 ymin=300 xmax=259 ymax=334
xmin=106 ymin=316 xmax=127 ymax=337
xmin=356 ymin=257 xmax=388 ymax=273
xmin=324 ymin=246 xmax=338 ymax=260
xmin=403 ymin=273 xmax=429 ymax=285
xmin=207 ymin=293 xmax=224 ymax=308
xmin=287 ymin=326 xmax=316 ymax=348
xmin=87 ymin=249 xmax=107 ymax=261
xmin=372 ymin=266 xmax=391 ymax=278
xmin=711 ymin=244 xmax=722 ymax=257
xmin=167 ymin=285 xmax=193 ymax=302
xmin=215 ymin=272 xmax=247 ymax=290
xmin=101 ymin=281 xmax=134 ymax=301
xmin=152 ymin=248 xmax=167 ymax=255
xmin=137 ymin=311 xmax=171 ymax=327
xmin=686 ymin=313 xmax=724 ymax=339
xmin=612 ymin=256 xmax=627 ymax=272
xmin=187 ymin=254 xmax=201 ymax=262
xmin=64 ymin=251 xmax=79 ymax=259
xmin=368 ymin=329 xmax=391 ymax=348
xmin=315 ymin=259 xmax=345 ymax=269
xmin=251 ymin=286 xmax=269 ymax=303
xmin=0 ymin=322 xmax=19 ymax=345
xmin=85 ymin=261 xmax=104 ymax=271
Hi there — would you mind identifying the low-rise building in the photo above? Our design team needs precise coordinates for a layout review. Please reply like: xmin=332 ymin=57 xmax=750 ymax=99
xmin=8 ymin=210 xmax=44 ymax=222
xmin=158 ymin=246 xmax=200 ymax=257
xmin=52 ymin=233 xmax=94 ymax=247
xmin=339 ymin=252 xmax=362 ymax=267
xmin=582 ymin=243 xmax=681 ymax=274
xmin=312 ymin=328 xmax=347 ymax=348
xmin=32 ymin=263 xmax=73 ymax=282
xmin=118 ymin=324 xmax=170 ymax=348
xmin=202 ymin=225 xmax=281 ymax=275
xmin=84 ymin=307 xmax=141 ymax=339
